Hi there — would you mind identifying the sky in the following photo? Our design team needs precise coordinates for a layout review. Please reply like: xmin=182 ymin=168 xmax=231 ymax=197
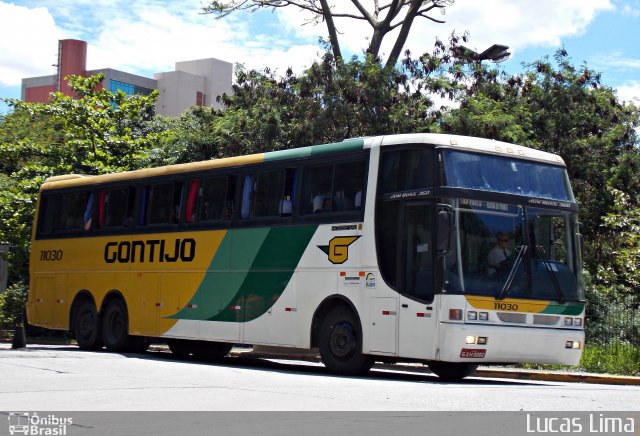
xmin=1 ymin=0 xmax=639 ymax=115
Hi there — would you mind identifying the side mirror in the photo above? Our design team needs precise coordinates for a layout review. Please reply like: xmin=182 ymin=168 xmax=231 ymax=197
xmin=436 ymin=205 xmax=453 ymax=254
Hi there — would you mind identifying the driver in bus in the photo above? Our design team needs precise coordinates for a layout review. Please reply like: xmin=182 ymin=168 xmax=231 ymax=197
xmin=487 ymin=232 xmax=513 ymax=276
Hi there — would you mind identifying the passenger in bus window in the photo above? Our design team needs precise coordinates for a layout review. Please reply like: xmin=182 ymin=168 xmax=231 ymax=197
xmin=313 ymin=195 xmax=331 ymax=213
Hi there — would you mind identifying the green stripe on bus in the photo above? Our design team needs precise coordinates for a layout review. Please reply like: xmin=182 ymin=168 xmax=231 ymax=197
xmin=263 ymin=138 xmax=364 ymax=162
xmin=168 ymin=228 xmax=271 ymax=320
xmin=168 ymin=225 xmax=317 ymax=322
xmin=208 ymin=225 xmax=318 ymax=322
xmin=541 ymin=303 xmax=585 ymax=316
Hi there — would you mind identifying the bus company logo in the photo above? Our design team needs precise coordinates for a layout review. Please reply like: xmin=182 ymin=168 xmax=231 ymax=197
xmin=104 ymin=238 xmax=196 ymax=264
xmin=8 ymin=412 xmax=72 ymax=435
xmin=317 ymin=236 xmax=361 ymax=264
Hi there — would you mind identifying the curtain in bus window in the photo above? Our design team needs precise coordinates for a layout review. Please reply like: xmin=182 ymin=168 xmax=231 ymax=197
xmin=139 ymin=187 xmax=148 ymax=226
xmin=185 ymin=179 xmax=200 ymax=223
xmin=241 ymin=175 xmax=253 ymax=219
xmin=83 ymin=192 xmax=95 ymax=230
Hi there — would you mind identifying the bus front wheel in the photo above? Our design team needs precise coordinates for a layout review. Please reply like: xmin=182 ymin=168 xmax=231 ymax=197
xmin=73 ymin=300 xmax=102 ymax=350
xmin=318 ymin=306 xmax=373 ymax=375
xmin=427 ymin=362 xmax=478 ymax=381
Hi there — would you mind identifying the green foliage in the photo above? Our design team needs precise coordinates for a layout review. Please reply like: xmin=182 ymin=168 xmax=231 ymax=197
xmin=0 ymin=281 xmax=28 ymax=330
xmin=579 ymin=342 xmax=640 ymax=376
xmin=160 ymin=54 xmax=440 ymax=163
xmin=595 ymin=188 xmax=640 ymax=294
xmin=0 ymin=74 xmax=167 ymax=285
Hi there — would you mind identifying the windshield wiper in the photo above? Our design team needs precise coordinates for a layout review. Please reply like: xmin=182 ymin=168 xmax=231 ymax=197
xmin=536 ymin=245 xmax=567 ymax=304
xmin=496 ymin=245 xmax=528 ymax=301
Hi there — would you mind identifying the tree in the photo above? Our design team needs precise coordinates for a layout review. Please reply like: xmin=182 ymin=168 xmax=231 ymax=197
xmin=158 ymin=53 xmax=442 ymax=163
xmin=426 ymin=45 xmax=640 ymax=268
xmin=202 ymin=0 xmax=454 ymax=68
xmin=0 ymin=74 xmax=166 ymax=287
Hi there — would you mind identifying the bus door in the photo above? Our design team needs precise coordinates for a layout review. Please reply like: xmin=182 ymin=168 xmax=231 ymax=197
xmin=398 ymin=203 xmax=438 ymax=360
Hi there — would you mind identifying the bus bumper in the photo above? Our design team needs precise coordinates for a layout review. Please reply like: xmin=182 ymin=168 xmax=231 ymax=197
xmin=438 ymin=322 xmax=585 ymax=365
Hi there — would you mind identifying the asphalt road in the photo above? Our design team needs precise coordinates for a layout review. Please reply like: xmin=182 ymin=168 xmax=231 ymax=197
xmin=1 ymin=344 xmax=639 ymax=412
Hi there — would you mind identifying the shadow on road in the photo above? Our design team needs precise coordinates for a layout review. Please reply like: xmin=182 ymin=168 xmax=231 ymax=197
xmin=15 ymin=344 xmax=540 ymax=386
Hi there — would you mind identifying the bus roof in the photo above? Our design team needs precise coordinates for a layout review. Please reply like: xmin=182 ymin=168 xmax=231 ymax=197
xmin=40 ymin=134 xmax=565 ymax=190
xmin=378 ymin=133 xmax=565 ymax=166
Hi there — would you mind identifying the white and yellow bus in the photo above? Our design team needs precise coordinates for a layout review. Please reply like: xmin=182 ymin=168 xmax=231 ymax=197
xmin=27 ymin=133 xmax=585 ymax=379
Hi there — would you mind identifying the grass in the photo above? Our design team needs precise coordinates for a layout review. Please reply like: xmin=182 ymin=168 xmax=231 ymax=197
xmin=519 ymin=342 xmax=640 ymax=376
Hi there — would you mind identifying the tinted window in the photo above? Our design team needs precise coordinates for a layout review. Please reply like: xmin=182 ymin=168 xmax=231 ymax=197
xmin=251 ymin=171 xmax=285 ymax=218
xmin=380 ymin=148 xmax=433 ymax=194
xmin=147 ymin=181 xmax=183 ymax=225
xmin=198 ymin=176 xmax=232 ymax=222
xmin=100 ymin=187 xmax=136 ymax=228
xmin=302 ymin=160 xmax=366 ymax=215
xmin=54 ymin=191 xmax=94 ymax=231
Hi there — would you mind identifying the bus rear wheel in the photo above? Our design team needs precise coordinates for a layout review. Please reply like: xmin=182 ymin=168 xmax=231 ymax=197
xmin=318 ymin=306 xmax=373 ymax=375
xmin=73 ymin=300 xmax=102 ymax=350
xmin=101 ymin=298 xmax=148 ymax=353
xmin=427 ymin=362 xmax=478 ymax=381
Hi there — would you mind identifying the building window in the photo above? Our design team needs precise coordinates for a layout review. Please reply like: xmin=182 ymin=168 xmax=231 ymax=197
xmin=109 ymin=80 xmax=153 ymax=96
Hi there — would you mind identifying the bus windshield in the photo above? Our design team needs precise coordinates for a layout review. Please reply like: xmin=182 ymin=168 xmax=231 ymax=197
xmin=442 ymin=150 xmax=574 ymax=201
xmin=443 ymin=199 xmax=584 ymax=302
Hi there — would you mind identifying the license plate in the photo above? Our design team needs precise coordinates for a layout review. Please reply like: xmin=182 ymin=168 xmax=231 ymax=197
xmin=460 ymin=348 xmax=486 ymax=358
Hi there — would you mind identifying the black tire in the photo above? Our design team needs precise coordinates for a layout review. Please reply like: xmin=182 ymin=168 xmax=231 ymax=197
xmin=101 ymin=298 xmax=148 ymax=353
xmin=167 ymin=339 xmax=231 ymax=360
xmin=318 ymin=306 xmax=373 ymax=375
xmin=167 ymin=339 xmax=192 ymax=358
xmin=428 ymin=362 xmax=478 ymax=381
xmin=73 ymin=300 xmax=102 ymax=350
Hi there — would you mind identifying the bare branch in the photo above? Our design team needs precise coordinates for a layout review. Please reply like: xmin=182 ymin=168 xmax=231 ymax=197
xmin=350 ymin=0 xmax=378 ymax=26
xmin=319 ymin=0 xmax=342 ymax=60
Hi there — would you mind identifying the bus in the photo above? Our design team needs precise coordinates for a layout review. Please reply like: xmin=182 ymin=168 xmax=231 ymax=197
xmin=27 ymin=133 xmax=585 ymax=380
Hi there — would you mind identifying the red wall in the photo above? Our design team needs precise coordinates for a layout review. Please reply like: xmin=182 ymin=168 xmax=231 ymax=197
xmin=58 ymin=39 xmax=87 ymax=96
xmin=24 ymin=85 xmax=57 ymax=103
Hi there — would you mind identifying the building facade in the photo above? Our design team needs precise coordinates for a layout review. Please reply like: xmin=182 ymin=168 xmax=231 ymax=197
xmin=21 ymin=39 xmax=233 ymax=117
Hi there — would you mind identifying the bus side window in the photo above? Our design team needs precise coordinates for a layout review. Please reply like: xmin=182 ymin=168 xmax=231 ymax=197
xmin=251 ymin=170 xmax=285 ymax=218
xmin=302 ymin=165 xmax=332 ymax=214
xmin=102 ymin=187 xmax=136 ymax=228
xmin=37 ymin=194 xmax=56 ymax=236
xmin=380 ymin=148 xmax=433 ymax=193
xmin=334 ymin=161 xmax=365 ymax=212
xmin=302 ymin=160 xmax=365 ymax=214
xmin=53 ymin=191 xmax=93 ymax=232
xmin=198 ymin=177 xmax=228 ymax=222
xmin=147 ymin=181 xmax=183 ymax=225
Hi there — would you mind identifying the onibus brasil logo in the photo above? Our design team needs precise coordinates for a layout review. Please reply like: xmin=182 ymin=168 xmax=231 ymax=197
xmin=317 ymin=236 xmax=361 ymax=264
xmin=8 ymin=412 xmax=72 ymax=435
